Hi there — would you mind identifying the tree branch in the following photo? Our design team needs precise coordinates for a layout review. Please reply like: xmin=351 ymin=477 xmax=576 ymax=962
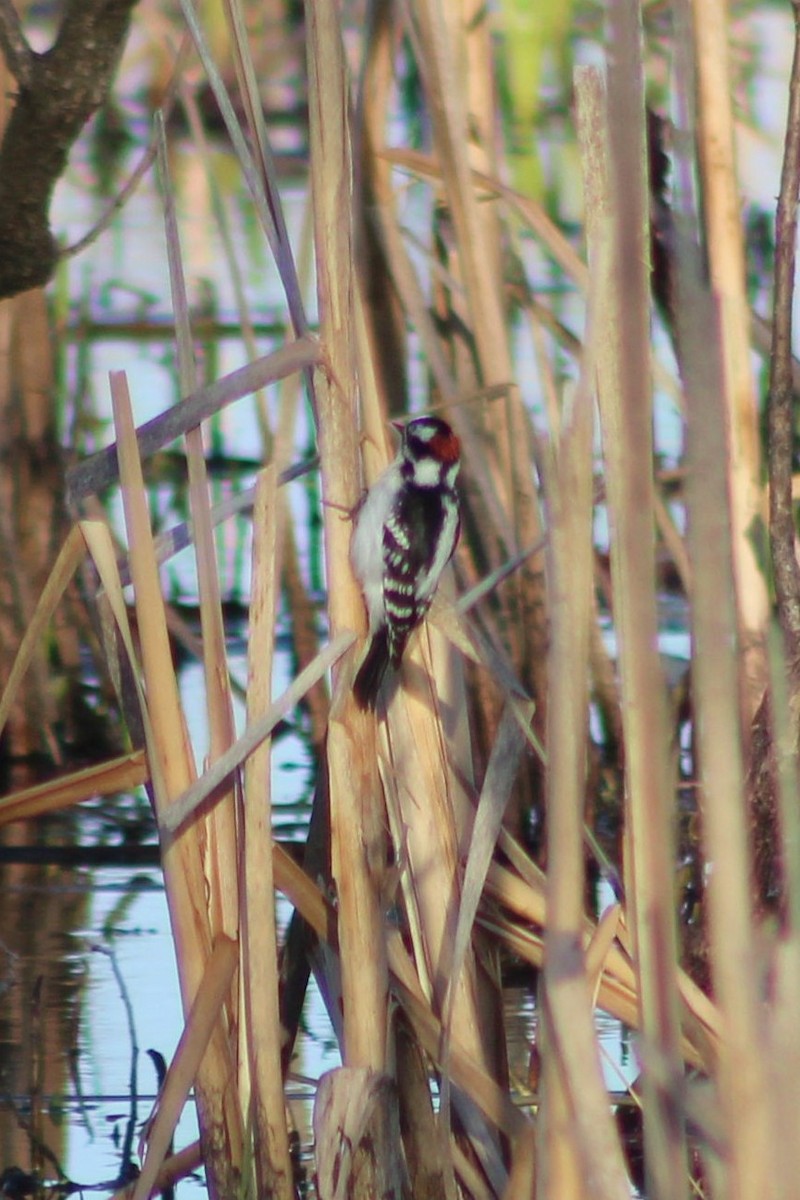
xmin=0 ymin=0 xmax=34 ymax=88
xmin=0 ymin=0 xmax=140 ymax=298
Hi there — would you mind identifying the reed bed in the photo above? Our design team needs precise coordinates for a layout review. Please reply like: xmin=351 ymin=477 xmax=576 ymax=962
xmin=1 ymin=0 xmax=799 ymax=1198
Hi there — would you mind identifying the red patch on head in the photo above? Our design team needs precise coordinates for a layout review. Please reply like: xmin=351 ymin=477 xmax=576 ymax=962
xmin=430 ymin=429 xmax=460 ymax=463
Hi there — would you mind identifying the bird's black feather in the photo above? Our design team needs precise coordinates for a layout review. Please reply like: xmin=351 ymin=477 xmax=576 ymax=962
xmin=383 ymin=483 xmax=456 ymax=665
xmin=353 ymin=626 xmax=391 ymax=709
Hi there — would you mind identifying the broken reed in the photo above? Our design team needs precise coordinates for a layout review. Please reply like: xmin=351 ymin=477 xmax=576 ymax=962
xmin=2 ymin=0 xmax=799 ymax=1198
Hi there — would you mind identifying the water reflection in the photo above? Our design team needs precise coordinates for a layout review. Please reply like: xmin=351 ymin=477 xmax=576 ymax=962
xmin=0 ymin=825 xmax=204 ymax=1192
xmin=0 ymin=826 xmax=335 ymax=1193
xmin=0 ymin=815 xmax=90 ymax=1183
xmin=0 ymin=825 xmax=87 ymax=1180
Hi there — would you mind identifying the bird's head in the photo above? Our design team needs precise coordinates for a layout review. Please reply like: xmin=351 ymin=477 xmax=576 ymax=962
xmin=394 ymin=416 xmax=461 ymax=488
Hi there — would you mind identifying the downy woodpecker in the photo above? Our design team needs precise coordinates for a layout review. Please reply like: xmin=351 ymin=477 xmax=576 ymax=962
xmin=350 ymin=416 xmax=461 ymax=708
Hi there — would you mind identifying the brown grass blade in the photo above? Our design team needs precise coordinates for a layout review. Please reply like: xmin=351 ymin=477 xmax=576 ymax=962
xmin=0 ymin=523 xmax=86 ymax=742
xmin=270 ymin=841 xmax=332 ymax=941
xmin=447 ymin=704 xmax=533 ymax=1026
xmin=389 ymin=966 xmax=528 ymax=1142
xmin=78 ymin=518 xmax=154 ymax=745
xmin=177 ymin=79 xmax=271 ymax=449
xmin=402 ymin=2 xmax=510 ymax=388
xmin=121 ymin=454 xmax=317 ymax=584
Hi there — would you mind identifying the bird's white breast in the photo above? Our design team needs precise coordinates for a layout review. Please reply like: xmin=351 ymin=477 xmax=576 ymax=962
xmin=350 ymin=462 xmax=401 ymax=630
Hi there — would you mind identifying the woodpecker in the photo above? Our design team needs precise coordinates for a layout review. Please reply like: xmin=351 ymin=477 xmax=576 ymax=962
xmin=351 ymin=415 xmax=461 ymax=709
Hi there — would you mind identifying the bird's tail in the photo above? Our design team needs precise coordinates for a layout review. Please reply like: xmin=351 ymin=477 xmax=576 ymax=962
xmin=353 ymin=628 xmax=390 ymax=709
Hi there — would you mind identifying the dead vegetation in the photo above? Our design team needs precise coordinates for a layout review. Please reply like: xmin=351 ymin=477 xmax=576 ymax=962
xmin=2 ymin=1 xmax=800 ymax=1198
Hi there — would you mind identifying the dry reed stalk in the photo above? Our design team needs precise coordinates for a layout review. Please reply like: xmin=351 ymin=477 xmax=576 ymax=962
xmin=0 ymin=281 xmax=72 ymax=762
xmin=373 ymin=25 xmax=513 ymax=554
xmin=111 ymin=1142 xmax=203 ymax=1200
xmin=768 ymin=4 xmax=800 ymax=658
xmin=435 ymin=702 xmax=531 ymax=1179
xmin=502 ymin=1121 xmax=536 ymax=1200
xmin=382 ymin=148 xmax=588 ymax=288
xmin=270 ymin=838 xmax=333 ymax=938
xmin=382 ymin=145 xmax=685 ymax=412
xmin=305 ymin=0 xmax=390 ymax=1078
xmin=761 ymin=632 xmax=800 ymax=1198
xmin=576 ymin=32 xmax=688 ymax=1199
xmin=482 ymin=863 xmax=719 ymax=1071
xmin=363 ymin=156 xmax=471 ymax=422
xmin=133 ymin=935 xmax=238 ymax=1200
xmin=240 ymin=466 xmax=294 ymax=1199
xmin=405 ymin=2 xmax=548 ymax=739
xmin=219 ymin=0 xmax=308 ymax=335
xmin=756 ymin=39 xmax=800 ymax=1126
xmin=387 ymin=940 xmax=527 ymax=1143
xmin=179 ymin=65 xmax=328 ymax=753
xmin=447 ymin=706 xmax=532 ymax=1034
xmin=365 ymin=191 xmax=518 ymax=553
xmin=690 ymin=0 xmax=768 ymax=711
xmin=314 ymin=1069 xmax=405 ymax=1200
xmin=354 ymin=0 xmax=411 ymax=419
xmin=403 ymin=1 xmax=509 ymax=388
xmin=271 ymin=200 xmax=332 ymax=750
xmin=279 ymin=523 xmax=331 ymax=747
xmin=763 ymin=25 xmax=800 ymax=1177
xmin=0 ymin=751 xmax=148 ymax=824
xmin=355 ymin=17 xmax=536 ymax=1173
xmin=110 ymin=371 xmax=243 ymax=1196
xmin=67 ymin=336 xmax=320 ymax=504
xmin=680 ymin=250 xmax=773 ymax=1198
xmin=157 ymin=110 xmax=241 ymax=1005
xmin=377 ymin=652 xmax=467 ymax=1016
xmin=377 ymin=654 xmax=509 ymax=1194
xmin=539 ymin=382 xmax=629 ymax=1199
xmin=536 ymin=1013 xmax=584 ymax=1199
xmin=264 ymin=829 xmax=529 ymax=1143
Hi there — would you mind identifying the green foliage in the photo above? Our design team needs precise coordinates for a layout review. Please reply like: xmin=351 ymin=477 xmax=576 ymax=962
xmin=496 ymin=0 xmax=575 ymax=198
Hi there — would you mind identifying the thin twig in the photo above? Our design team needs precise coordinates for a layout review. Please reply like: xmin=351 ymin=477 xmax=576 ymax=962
xmin=63 ymin=34 xmax=192 ymax=260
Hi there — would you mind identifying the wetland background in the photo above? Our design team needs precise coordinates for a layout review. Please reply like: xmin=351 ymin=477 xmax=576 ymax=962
xmin=1 ymin=1 xmax=799 ymax=1198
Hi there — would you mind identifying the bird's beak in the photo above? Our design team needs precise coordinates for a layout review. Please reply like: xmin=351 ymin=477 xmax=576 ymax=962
xmin=390 ymin=419 xmax=405 ymax=434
